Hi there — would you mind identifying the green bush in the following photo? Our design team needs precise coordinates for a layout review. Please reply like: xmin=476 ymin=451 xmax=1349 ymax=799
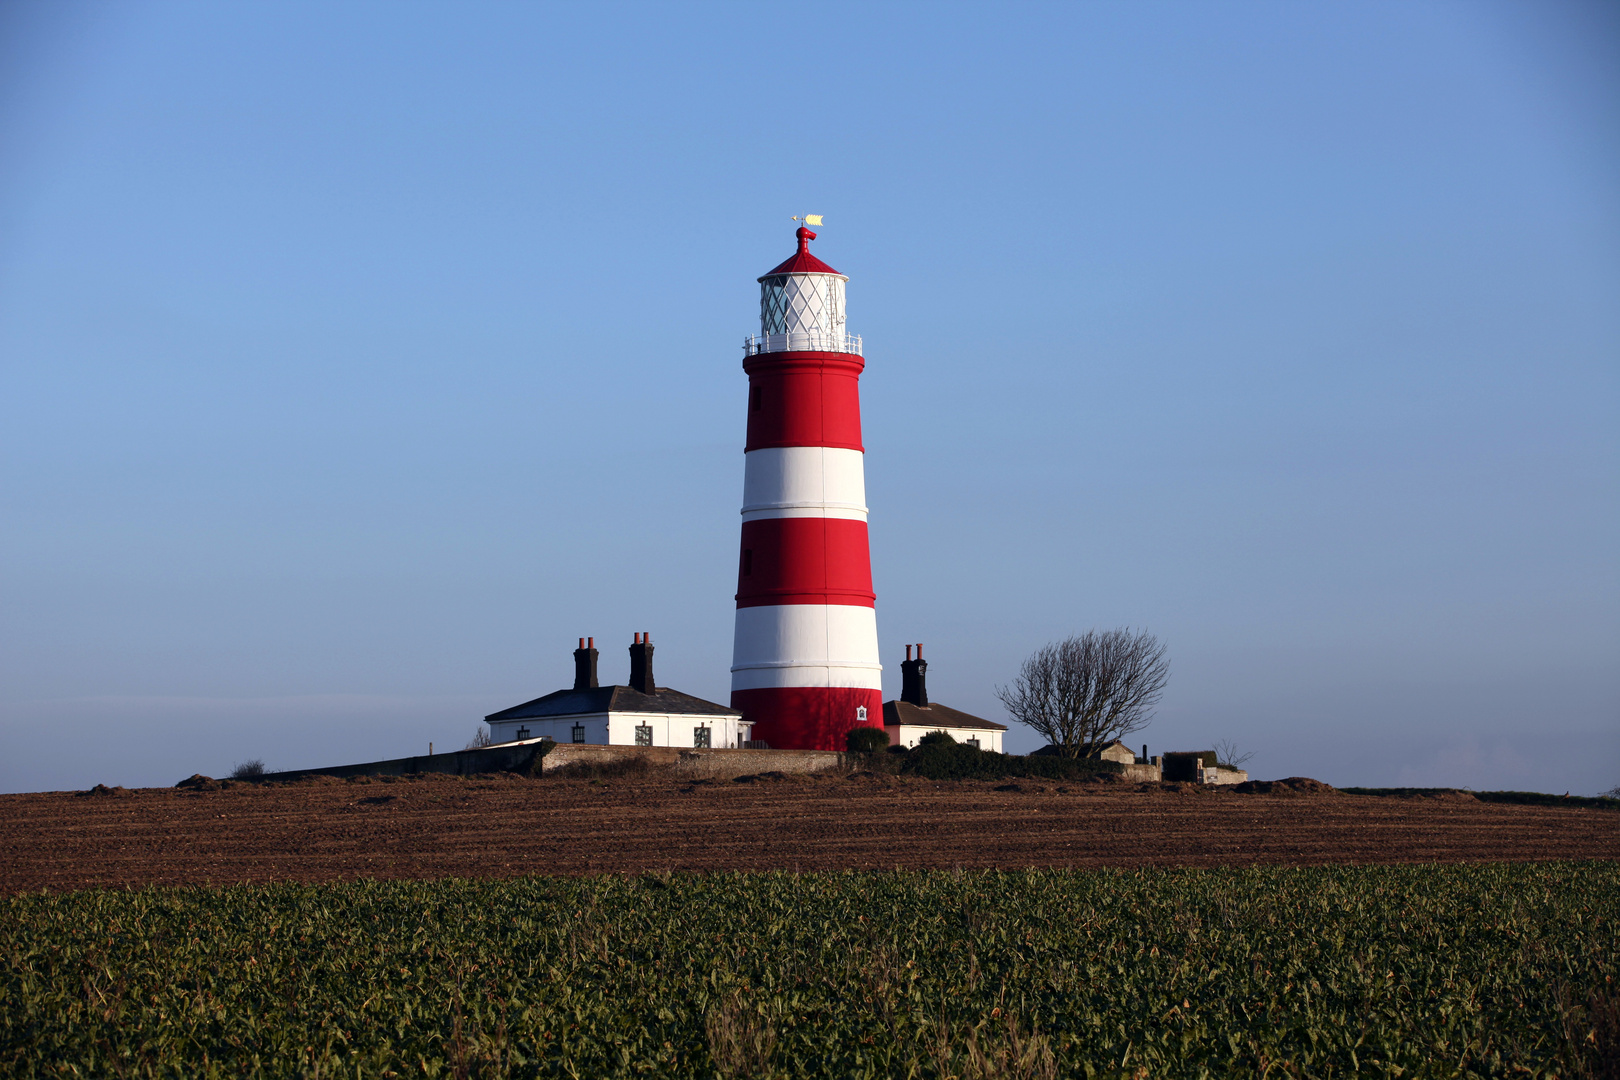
xmin=845 ymin=727 xmax=890 ymax=754
xmin=1006 ymin=754 xmax=1123 ymax=781
xmin=900 ymin=742 xmax=1124 ymax=781
xmin=917 ymin=730 xmax=956 ymax=746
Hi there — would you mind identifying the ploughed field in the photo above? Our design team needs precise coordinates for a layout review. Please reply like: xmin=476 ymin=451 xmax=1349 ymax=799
xmin=2 ymin=771 xmax=1616 ymax=894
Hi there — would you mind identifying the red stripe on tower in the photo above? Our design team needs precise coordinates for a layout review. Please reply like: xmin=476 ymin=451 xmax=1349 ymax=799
xmin=730 ymin=226 xmax=884 ymax=750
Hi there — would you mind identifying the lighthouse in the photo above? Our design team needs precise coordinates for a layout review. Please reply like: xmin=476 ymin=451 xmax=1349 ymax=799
xmin=729 ymin=225 xmax=886 ymax=750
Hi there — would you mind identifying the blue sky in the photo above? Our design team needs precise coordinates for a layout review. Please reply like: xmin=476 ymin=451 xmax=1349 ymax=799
xmin=1 ymin=1 xmax=1615 ymax=794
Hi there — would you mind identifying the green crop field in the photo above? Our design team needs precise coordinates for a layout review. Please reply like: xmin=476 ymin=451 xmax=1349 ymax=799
xmin=3 ymin=863 xmax=1616 ymax=1078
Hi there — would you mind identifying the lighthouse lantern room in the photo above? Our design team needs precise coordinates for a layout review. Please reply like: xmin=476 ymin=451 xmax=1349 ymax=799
xmin=730 ymin=226 xmax=885 ymax=750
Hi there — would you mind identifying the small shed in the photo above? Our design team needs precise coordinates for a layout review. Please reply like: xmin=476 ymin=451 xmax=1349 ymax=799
xmin=1085 ymin=739 xmax=1139 ymax=766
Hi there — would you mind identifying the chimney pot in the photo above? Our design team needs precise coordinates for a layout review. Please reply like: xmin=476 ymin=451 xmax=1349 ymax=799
xmin=900 ymin=647 xmax=929 ymax=707
xmin=628 ymin=634 xmax=656 ymax=694
xmin=573 ymin=638 xmax=600 ymax=690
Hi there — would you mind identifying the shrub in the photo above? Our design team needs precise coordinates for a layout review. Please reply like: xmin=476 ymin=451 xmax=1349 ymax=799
xmin=914 ymin=746 xmax=996 ymax=779
xmin=1010 ymin=755 xmax=1123 ymax=781
xmin=230 ymin=759 xmax=266 ymax=780
xmin=917 ymin=731 xmax=956 ymax=746
xmin=900 ymin=742 xmax=1123 ymax=782
xmin=846 ymin=727 xmax=890 ymax=754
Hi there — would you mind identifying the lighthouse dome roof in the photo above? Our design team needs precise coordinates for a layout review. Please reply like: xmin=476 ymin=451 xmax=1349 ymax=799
xmin=758 ymin=227 xmax=845 ymax=281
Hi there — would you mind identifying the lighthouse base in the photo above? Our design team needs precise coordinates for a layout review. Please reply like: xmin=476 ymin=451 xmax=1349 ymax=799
xmin=731 ymin=686 xmax=884 ymax=752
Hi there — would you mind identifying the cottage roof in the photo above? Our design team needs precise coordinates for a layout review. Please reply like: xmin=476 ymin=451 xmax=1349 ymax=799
xmin=882 ymin=699 xmax=1007 ymax=731
xmin=486 ymin=685 xmax=740 ymax=723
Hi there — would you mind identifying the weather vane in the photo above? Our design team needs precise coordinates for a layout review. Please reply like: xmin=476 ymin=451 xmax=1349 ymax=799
xmin=791 ymin=214 xmax=824 ymax=226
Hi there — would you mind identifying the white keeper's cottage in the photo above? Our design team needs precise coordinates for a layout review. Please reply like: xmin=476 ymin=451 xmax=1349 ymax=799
xmin=881 ymin=645 xmax=1007 ymax=751
xmin=486 ymin=636 xmax=753 ymax=749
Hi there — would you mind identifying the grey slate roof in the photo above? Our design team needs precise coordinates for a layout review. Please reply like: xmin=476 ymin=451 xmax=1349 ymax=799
xmin=882 ymin=699 xmax=1008 ymax=731
xmin=486 ymin=685 xmax=740 ymax=723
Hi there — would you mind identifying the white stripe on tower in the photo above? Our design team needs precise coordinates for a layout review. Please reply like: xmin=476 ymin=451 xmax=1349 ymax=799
xmin=730 ymin=605 xmax=883 ymax=690
xmin=740 ymin=447 xmax=868 ymax=522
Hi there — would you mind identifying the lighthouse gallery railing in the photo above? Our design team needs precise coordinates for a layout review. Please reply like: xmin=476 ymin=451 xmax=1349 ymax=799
xmin=743 ymin=331 xmax=863 ymax=357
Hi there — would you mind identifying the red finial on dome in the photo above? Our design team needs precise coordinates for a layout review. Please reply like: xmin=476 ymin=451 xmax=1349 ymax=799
xmin=760 ymin=225 xmax=842 ymax=280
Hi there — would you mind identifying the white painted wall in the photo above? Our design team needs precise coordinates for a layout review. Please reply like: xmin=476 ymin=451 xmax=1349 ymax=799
xmin=731 ymin=604 xmax=882 ymax=691
xmin=488 ymin=711 xmax=753 ymax=749
xmin=605 ymin=712 xmax=754 ymax=749
xmin=885 ymin=724 xmax=1005 ymax=753
xmin=741 ymin=446 xmax=867 ymax=522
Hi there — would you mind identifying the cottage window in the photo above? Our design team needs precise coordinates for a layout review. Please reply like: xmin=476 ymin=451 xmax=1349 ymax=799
xmin=966 ymin=737 xmax=981 ymax=749
xmin=635 ymin=724 xmax=653 ymax=747
xmin=856 ymin=705 xmax=867 ymax=722
xmin=515 ymin=726 xmax=530 ymax=740
xmin=693 ymin=726 xmax=711 ymax=748
xmin=571 ymin=723 xmax=586 ymax=744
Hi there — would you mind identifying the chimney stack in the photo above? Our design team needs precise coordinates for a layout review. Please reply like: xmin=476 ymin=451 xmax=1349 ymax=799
xmin=900 ymin=642 xmax=928 ymax=706
xmin=628 ymin=632 xmax=656 ymax=694
xmin=573 ymin=637 xmax=599 ymax=690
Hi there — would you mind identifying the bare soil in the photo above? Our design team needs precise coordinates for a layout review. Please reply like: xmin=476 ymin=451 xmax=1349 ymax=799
xmin=3 ymin=772 xmax=1615 ymax=894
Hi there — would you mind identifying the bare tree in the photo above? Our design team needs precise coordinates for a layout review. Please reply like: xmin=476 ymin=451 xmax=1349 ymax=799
xmin=996 ymin=629 xmax=1168 ymax=758
xmin=465 ymin=726 xmax=493 ymax=750
xmin=1212 ymin=740 xmax=1254 ymax=768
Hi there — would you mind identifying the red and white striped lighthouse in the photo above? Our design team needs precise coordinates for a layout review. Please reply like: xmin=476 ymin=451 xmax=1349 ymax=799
xmin=730 ymin=225 xmax=885 ymax=750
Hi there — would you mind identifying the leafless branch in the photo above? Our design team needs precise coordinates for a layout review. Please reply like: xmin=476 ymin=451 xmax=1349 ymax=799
xmin=1213 ymin=739 xmax=1254 ymax=768
xmin=995 ymin=629 xmax=1168 ymax=758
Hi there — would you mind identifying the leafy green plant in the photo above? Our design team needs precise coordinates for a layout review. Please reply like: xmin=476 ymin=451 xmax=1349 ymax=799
xmin=1 ymin=863 xmax=1613 ymax=1077
xmin=705 ymin=991 xmax=776 ymax=1077
xmin=846 ymin=727 xmax=891 ymax=754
